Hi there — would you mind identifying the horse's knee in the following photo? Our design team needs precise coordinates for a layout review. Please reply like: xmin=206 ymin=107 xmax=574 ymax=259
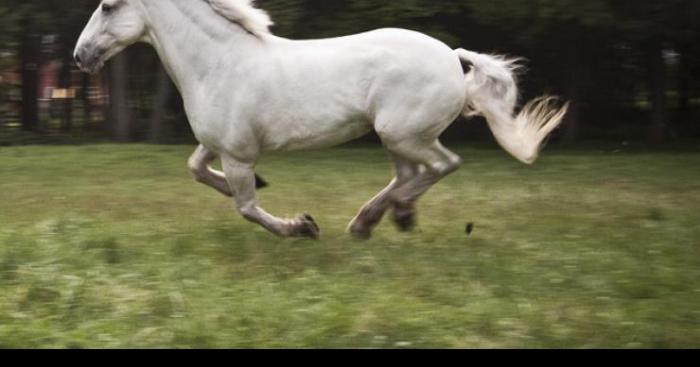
xmin=237 ymin=203 xmax=259 ymax=222
xmin=446 ymin=155 xmax=463 ymax=174
xmin=427 ymin=155 xmax=462 ymax=177
xmin=187 ymin=158 xmax=207 ymax=183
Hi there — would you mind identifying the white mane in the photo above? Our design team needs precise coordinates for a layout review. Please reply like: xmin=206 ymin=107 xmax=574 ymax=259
xmin=206 ymin=0 xmax=273 ymax=37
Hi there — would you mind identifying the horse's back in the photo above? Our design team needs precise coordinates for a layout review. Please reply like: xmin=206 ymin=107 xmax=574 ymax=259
xmin=250 ymin=28 xmax=466 ymax=151
xmin=283 ymin=28 xmax=459 ymax=70
xmin=284 ymin=27 xmax=465 ymax=103
xmin=263 ymin=28 xmax=462 ymax=116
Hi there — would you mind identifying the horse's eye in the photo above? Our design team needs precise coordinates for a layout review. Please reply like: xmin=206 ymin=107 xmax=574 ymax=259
xmin=102 ymin=3 xmax=114 ymax=13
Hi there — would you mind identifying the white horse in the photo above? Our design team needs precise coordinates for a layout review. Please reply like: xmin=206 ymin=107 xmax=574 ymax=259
xmin=74 ymin=0 xmax=568 ymax=240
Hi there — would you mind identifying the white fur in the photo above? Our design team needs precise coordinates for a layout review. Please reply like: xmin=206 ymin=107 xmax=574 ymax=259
xmin=457 ymin=49 xmax=568 ymax=164
xmin=206 ymin=0 xmax=273 ymax=37
xmin=74 ymin=0 xmax=567 ymax=239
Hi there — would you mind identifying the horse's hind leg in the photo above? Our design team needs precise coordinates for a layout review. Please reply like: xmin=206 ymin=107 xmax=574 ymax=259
xmin=348 ymin=141 xmax=461 ymax=240
xmin=348 ymin=155 xmax=416 ymax=239
xmin=390 ymin=160 xmax=420 ymax=232
xmin=387 ymin=140 xmax=462 ymax=220
xmin=221 ymin=155 xmax=319 ymax=239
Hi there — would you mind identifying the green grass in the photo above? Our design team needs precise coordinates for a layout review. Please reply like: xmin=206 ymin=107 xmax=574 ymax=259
xmin=1 ymin=144 xmax=699 ymax=348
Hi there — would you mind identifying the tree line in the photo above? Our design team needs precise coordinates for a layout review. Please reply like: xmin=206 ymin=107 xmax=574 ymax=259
xmin=1 ymin=0 xmax=698 ymax=144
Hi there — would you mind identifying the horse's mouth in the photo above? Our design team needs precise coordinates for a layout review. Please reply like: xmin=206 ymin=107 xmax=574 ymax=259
xmin=77 ymin=56 xmax=105 ymax=75
xmin=75 ymin=46 xmax=106 ymax=75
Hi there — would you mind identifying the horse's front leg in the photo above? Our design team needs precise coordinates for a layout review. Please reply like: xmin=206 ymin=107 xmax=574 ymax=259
xmin=188 ymin=145 xmax=233 ymax=197
xmin=221 ymin=155 xmax=319 ymax=239
xmin=188 ymin=145 xmax=269 ymax=197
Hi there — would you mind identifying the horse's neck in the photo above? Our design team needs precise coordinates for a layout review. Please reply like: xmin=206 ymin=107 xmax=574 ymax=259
xmin=141 ymin=0 xmax=263 ymax=97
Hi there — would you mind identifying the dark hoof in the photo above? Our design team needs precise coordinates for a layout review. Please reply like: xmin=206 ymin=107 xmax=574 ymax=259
xmin=350 ymin=228 xmax=372 ymax=241
xmin=393 ymin=211 xmax=416 ymax=233
xmin=254 ymin=174 xmax=269 ymax=190
xmin=293 ymin=213 xmax=320 ymax=240
xmin=348 ymin=220 xmax=372 ymax=241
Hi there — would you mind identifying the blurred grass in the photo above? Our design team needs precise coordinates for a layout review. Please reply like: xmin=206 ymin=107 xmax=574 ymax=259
xmin=0 ymin=144 xmax=699 ymax=348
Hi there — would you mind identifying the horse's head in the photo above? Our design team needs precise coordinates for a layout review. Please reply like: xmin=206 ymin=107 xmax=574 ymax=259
xmin=74 ymin=0 xmax=147 ymax=74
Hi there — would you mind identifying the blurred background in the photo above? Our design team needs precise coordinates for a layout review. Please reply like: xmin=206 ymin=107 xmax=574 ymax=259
xmin=1 ymin=0 xmax=699 ymax=146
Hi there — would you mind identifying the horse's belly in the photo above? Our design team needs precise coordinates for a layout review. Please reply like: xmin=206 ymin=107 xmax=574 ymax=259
xmin=261 ymin=118 xmax=372 ymax=152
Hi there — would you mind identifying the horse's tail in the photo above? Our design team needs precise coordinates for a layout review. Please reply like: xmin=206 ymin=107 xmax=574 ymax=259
xmin=455 ymin=48 xmax=569 ymax=164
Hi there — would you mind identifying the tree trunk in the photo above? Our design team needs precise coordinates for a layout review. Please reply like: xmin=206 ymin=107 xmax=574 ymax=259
xmin=108 ymin=53 xmax=133 ymax=142
xmin=562 ymin=38 xmax=582 ymax=143
xmin=81 ymin=73 xmax=93 ymax=128
xmin=59 ymin=57 xmax=73 ymax=132
xmin=19 ymin=28 xmax=40 ymax=132
xmin=148 ymin=66 xmax=175 ymax=143
xmin=678 ymin=43 xmax=691 ymax=122
xmin=647 ymin=41 xmax=668 ymax=145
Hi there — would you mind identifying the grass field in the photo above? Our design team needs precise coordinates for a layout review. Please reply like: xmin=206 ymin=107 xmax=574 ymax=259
xmin=1 ymin=144 xmax=699 ymax=348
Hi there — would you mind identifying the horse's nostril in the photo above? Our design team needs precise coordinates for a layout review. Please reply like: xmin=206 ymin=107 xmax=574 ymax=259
xmin=75 ymin=53 xmax=82 ymax=65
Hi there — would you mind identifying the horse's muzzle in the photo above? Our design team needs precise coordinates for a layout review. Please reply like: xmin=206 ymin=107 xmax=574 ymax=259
xmin=74 ymin=45 xmax=104 ymax=74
